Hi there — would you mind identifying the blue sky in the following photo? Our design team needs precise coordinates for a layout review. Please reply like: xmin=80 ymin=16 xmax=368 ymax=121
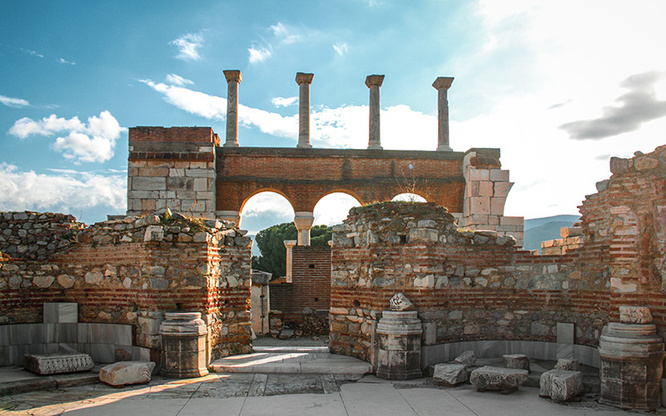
xmin=2 ymin=0 xmax=666 ymax=240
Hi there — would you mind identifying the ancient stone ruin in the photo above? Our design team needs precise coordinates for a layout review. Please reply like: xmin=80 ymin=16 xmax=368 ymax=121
xmin=1 ymin=70 xmax=665 ymax=410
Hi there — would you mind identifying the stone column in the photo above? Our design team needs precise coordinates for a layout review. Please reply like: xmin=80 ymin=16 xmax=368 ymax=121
xmin=223 ymin=70 xmax=242 ymax=147
xmin=432 ymin=77 xmax=454 ymax=151
xmin=283 ymin=240 xmax=296 ymax=283
xmin=376 ymin=310 xmax=423 ymax=380
xmin=294 ymin=212 xmax=315 ymax=246
xmin=366 ymin=75 xmax=385 ymax=150
xmin=159 ymin=312 xmax=208 ymax=378
xmin=296 ymin=72 xmax=314 ymax=149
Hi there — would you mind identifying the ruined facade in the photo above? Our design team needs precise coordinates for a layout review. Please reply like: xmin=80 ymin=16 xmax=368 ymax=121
xmin=0 ymin=212 xmax=252 ymax=365
xmin=328 ymin=145 xmax=666 ymax=370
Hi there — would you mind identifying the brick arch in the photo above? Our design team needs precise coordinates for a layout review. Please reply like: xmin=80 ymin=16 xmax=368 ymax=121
xmin=238 ymin=188 xmax=296 ymax=216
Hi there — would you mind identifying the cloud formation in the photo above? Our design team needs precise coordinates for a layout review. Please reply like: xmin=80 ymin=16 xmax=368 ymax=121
xmin=0 ymin=163 xmax=126 ymax=212
xmin=248 ymin=22 xmax=302 ymax=64
xmin=0 ymin=94 xmax=30 ymax=108
xmin=165 ymin=73 xmax=194 ymax=86
xmin=248 ymin=47 xmax=272 ymax=64
xmin=170 ymin=33 xmax=204 ymax=61
xmin=272 ymin=96 xmax=297 ymax=107
xmin=58 ymin=57 xmax=76 ymax=65
xmin=333 ymin=42 xmax=348 ymax=56
xmin=8 ymin=111 xmax=126 ymax=163
xmin=560 ymin=71 xmax=666 ymax=140
xmin=20 ymin=48 xmax=44 ymax=58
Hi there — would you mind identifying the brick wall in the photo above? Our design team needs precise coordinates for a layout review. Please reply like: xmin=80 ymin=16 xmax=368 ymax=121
xmin=0 ymin=212 xmax=252 ymax=363
xmin=270 ymin=245 xmax=331 ymax=334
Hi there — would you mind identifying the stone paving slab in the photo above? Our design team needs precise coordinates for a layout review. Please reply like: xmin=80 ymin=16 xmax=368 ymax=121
xmin=210 ymin=351 xmax=372 ymax=375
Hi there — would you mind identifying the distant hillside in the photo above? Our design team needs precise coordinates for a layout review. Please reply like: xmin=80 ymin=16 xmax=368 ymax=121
xmin=523 ymin=215 xmax=580 ymax=252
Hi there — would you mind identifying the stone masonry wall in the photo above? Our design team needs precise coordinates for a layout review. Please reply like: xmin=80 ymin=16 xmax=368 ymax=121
xmin=127 ymin=127 xmax=219 ymax=219
xmin=329 ymin=202 xmax=609 ymax=362
xmin=0 ymin=212 xmax=85 ymax=260
xmin=0 ymin=211 xmax=252 ymax=363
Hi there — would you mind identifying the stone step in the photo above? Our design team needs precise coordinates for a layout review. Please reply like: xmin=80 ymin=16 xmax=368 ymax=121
xmin=210 ymin=349 xmax=372 ymax=375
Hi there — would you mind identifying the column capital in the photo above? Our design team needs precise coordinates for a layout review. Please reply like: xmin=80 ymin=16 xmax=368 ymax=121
xmin=365 ymin=74 xmax=385 ymax=88
xmin=223 ymin=70 xmax=242 ymax=83
xmin=432 ymin=76 xmax=454 ymax=90
xmin=296 ymin=72 xmax=314 ymax=85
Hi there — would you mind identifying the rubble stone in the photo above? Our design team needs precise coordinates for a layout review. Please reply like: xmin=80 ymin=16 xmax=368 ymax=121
xmin=99 ymin=361 xmax=156 ymax=386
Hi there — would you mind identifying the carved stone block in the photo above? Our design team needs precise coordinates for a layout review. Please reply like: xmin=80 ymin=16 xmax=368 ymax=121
xmin=23 ymin=353 xmax=94 ymax=375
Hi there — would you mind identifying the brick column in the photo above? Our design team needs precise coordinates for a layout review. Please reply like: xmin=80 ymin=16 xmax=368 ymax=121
xmin=223 ymin=70 xmax=242 ymax=148
xmin=296 ymin=72 xmax=314 ymax=149
xmin=433 ymin=77 xmax=454 ymax=151
xmin=366 ymin=75 xmax=385 ymax=150
xmin=294 ymin=212 xmax=314 ymax=246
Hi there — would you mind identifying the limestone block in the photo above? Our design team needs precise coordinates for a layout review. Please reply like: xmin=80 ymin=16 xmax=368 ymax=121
xmin=555 ymin=359 xmax=580 ymax=371
xmin=470 ymin=366 xmax=528 ymax=392
xmin=454 ymin=350 xmax=476 ymax=365
xmin=490 ymin=197 xmax=506 ymax=215
xmin=539 ymin=369 xmax=583 ymax=402
xmin=389 ymin=293 xmax=414 ymax=311
xmin=468 ymin=197 xmax=490 ymax=215
xmin=619 ymin=306 xmax=653 ymax=324
xmin=99 ymin=361 xmax=156 ymax=386
xmin=23 ymin=353 xmax=94 ymax=375
xmin=490 ymin=169 xmax=510 ymax=182
xmin=132 ymin=177 xmax=166 ymax=191
xmin=144 ymin=225 xmax=164 ymax=242
xmin=504 ymin=354 xmax=530 ymax=371
xmin=408 ymin=227 xmax=438 ymax=243
xmin=433 ymin=363 xmax=468 ymax=386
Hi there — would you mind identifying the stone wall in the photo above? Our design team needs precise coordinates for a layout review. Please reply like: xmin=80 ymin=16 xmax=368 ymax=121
xmin=0 ymin=211 xmax=252 ymax=364
xmin=0 ymin=212 xmax=85 ymax=260
xmin=329 ymin=201 xmax=609 ymax=363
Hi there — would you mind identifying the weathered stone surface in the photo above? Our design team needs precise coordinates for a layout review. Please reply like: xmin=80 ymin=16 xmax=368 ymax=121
xmin=503 ymin=354 xmax=530 ymax=371
xmin=99 ymin=361 xmax=156 ymax=386
xmin=619 ymin=305 xmax=653 ymax=324
xmin=454 ymin=350 xmax=476 ymax=365
xmin=160 ymin=312 xmax=208 ymax=378
xmin=23 ymin=353 xmax=94 ymax=375
xmin=389 ymin=293 xmax=414 ymax=311
xmin=540 ymin=369 xmax=583 ymax=402
xmin=469 ymin=366 xmax=528 ymax=392
xmin=433 ymin=363 xmax=468 ymax=386
xmin=554 ymin=358 xmax=580 ymax=371
xmin=376 ymin=311 xmax=422 ymax=380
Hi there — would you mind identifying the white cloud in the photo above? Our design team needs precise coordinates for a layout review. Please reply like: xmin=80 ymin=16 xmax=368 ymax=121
xmin=313 ymin=193 xmax=360 ymax=226
xmin=140 ymin=80 xmax=227 ymax=119
xmin=248 ymin=46 xmax=272 ymax=64
xmin=0 ymin=95 xmax=30 ymax=108
xmin=8 ymin=111 xmax=126 ymax=163
xmin=21 ymin=48 xmax=44 ymax=58
xmin=0 ymin=163 xmax=126 ymax=213
xmin=170 ymin=33 xmax=204 ymax=61
xmin=165 ymin=73 xmax=194 ymax=86
xmin=333 ymin=42 xmax=348 ymax=56
xmin=270 ymin=22 xmax=301 ymax=44
xmin=272 ymin=96 xmax=298 ymax=107
xmin=58 ymin=57 xmax=75 ymax=65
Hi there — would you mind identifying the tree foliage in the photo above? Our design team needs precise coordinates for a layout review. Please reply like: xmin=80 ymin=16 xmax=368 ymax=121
xmin=251 ymin=222 xmax=332 ymax=278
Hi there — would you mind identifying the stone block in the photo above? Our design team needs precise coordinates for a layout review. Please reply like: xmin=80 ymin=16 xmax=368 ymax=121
xmin=23 ymin=353 xmax=94 ymax=375
xmin=503 ymin=354 xmax=530 ymax=371
xmin=490 ymin=169 xmax=510 ymax=182
xmin=493 ymin=181 xmax=513 ymax=198
xmin=454 ymin=350 xmax=476 ymax=365
xmin=555 ymin=359 xmax=580 ymax=371
xmin=99 ymin=361 xmax=156 ymax=386
xmin=619 ymin=306 xmax=653 ymax=324
xmin=468 ymin=197 xmax=490 ymax=215
xmin=468 ymin=169 xmax=490 ymax=181
xmin=43 ymin=302 xmax=78 ymax=323
xmin=540 ymin=369 xmax=583 ymax=402
xmin=470 ymin=366 xmax=528 ymax=392
xmin=132 ymin=177 xmax=166 ymax=191
xmin=408 ymin=228 xmax=438 ymax=243
xmin=557 ymin=323 xmax=574 ymax=344
xmin=433 ymin=363 xmax=468 ymax=386
xmin=490 ymin=197 xmax=507 ymax=216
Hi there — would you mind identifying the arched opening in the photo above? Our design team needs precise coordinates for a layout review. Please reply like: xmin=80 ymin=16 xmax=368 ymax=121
xmin=392 ymin=193 xmax=427 ymax=203
xmin=313 ymin=192 xmax=362 ymax=226
xmin=239 ymin=191 xmax=295 ymax=256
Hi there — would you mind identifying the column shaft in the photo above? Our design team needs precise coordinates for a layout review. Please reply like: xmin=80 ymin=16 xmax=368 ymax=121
xmin=224 ymin=70 xmax=242 ymax=147
xmin=433 ymin=77 xmax=454 ymax=151
xmin=366 ymin=75 xmax=385 ymax=150
xmin=296 ymin=73 xmax=314 ymax=149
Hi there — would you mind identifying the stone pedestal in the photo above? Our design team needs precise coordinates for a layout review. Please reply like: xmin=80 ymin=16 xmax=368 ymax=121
xmin=375 ymin=311 xmax=422 ymax=380
xmin=599 ymin=322 xmax=665 ymax=410
xmin=159 ymin=312 xmax=209 ymax=378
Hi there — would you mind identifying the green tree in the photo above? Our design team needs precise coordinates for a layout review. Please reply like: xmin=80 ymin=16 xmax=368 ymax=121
xmin=252 ymin=222 xmax=332 ymax=278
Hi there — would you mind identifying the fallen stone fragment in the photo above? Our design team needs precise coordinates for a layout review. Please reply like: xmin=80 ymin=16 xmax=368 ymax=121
xmin=554 ymin=358 xmax=580 ymax=371
xmin=469 ymin=366 xmax=528 ymax=393
xmin=454 ymin=350 xmax=476 ymax=365
xmin=433 ymin=363 xmax=468 ymax=387
xmin=539 ymin=369 xmax=583 ymax=402
xmin=99 ymin=361 xmax=156 ymax=387
xmin=503 ymin=354 xmax=530 ymax=371
xmin=23 ymin=353 xmax=94 ymax=375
